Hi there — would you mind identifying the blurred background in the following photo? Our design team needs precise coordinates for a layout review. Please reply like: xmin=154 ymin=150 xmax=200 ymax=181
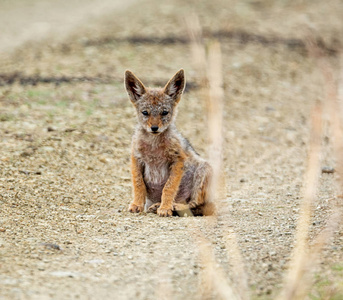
xmin=0 ymin=1 xmax=342 ymax=299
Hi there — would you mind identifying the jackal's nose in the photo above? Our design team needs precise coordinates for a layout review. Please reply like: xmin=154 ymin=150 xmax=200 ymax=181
xmin=151 ymin=126 xmax=159 ymax=132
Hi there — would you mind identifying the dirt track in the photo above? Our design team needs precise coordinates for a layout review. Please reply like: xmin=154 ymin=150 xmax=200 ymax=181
xmin=0 ymin=1 xmax=343 ymax=299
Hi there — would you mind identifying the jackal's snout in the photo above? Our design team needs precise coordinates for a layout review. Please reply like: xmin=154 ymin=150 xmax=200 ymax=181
xmin=151 ymin=126 xmax=159 ymax=133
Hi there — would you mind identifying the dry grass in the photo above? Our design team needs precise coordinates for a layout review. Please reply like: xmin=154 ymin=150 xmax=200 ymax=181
xmin=278 ymin=36 xmax=343 ymax=300
xmin=197 ymin=236 xmax=240 ymax=300
xmin=277 ymin=103 xmax=323 ymax=300
xmin=186 ymin=14 xmax=249 ymax=300
xmin=187 ymin=16 xmax=343 ymax=300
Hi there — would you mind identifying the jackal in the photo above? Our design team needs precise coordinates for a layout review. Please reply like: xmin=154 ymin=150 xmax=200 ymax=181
xmin=125 ymin=69 xmax=213 ymax=217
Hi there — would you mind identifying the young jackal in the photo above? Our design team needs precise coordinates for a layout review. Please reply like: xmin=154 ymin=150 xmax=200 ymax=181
xmin=125 ymin=69 xmax=213 ymax=217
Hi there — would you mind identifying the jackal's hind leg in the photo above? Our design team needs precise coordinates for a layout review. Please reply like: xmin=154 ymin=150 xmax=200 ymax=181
xmin=189 ymin=162 xmax=213 ymax=214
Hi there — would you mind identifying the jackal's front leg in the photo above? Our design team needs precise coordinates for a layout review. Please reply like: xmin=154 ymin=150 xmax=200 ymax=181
xmin=129 ymin=153 xmax=146 ymax=213
xmin=158 ymin=159 xmax=184 ymax=217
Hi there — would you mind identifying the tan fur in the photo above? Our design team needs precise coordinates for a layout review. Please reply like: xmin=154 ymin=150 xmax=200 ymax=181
xmin=125 ymin=69 xmax=213 ymax=217
xmin=128 ymin=153 xmax=147 ymax=213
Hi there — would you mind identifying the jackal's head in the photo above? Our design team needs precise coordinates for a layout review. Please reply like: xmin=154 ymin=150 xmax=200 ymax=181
xmin=125 ymin=69 xmax=185 ymax=135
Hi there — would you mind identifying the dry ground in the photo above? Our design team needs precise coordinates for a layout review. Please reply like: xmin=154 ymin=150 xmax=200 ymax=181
xmin=0 ymin=0 xmax=343 ymax=299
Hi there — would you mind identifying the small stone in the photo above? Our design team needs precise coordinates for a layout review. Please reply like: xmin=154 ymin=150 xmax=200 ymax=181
xmin=85 ymin=259 xmax=104 ymax=264
xmin=41 ymin=146 xmax=55 ymax=153
xmin=20 ymin=149 xmax=34 ymax=157
xmin=19 ymin=170 xmax=30 ymax=175
xmin=0 ymin=228 xmax=6 ymax=232
xmin=40 ymin=243 xmax=61 ymax=251
xmin=266 ymin=286 xmax=273 ymax=294
xmin=50 ymin=271 xmax=80 ymax=278
xmin=65 ymin=128 xmax=76 ymax=132
xmin=99 ymin=156 xmax=108 ymax=163
xmin=322 ymin=166 xmax=335 ymax=174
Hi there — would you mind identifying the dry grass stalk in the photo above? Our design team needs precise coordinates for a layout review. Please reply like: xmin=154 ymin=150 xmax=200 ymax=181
xmin=207 ymin=41 xmax=249 ymax=298
xmin=185 ymin=13 xmax=207 ymax=83
xmin=292 ymin=51 xmax=343 ymax=297
xmin=155 ymin=265 xmax=173 ymax=300
xmin=206 ymin=41 xmax=224 ymax=201
xmin=197 ymin=236 xmax=240 ymax=300
xmin=322 ymin=58 xmax=343 ymax=194
xmin=306 ymin=37 xmax=343 ymax=189
xmin=186 ymin=15 xmax=223 ymax=183
xmin=290 ymin=208 xmax=342 ymax=299
xmin=304 ymin=51 xmax=343 ymax=297
xmin=186 ymin=13 xmax=225 ymax=213
xmin=307 ymin=37 xmax=343 ymax=239
xmin=186 ymin=14 xmax=249 ymax=300
xmin=225 ymin=229 xmax=250 ymax=300
xmin=278 ymin=103 xmax=323 ymax=300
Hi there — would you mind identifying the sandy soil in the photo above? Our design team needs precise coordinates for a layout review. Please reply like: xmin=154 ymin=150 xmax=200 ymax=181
xmin=0 ymin=0 xmax=342 ymax=299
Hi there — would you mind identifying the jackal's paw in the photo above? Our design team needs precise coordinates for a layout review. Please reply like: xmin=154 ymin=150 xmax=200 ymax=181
xmin=147 ymin=202 xmax=161 ymax=214
xmin=173 ymin=203 xmax=190 ymax=211
xmin=128 ymin=203 xmax=144 ymax=213
xmin=157 ymin=207 xmax=173 ymax=217
xmin=188 ymin=201 xmax=198 ymax=209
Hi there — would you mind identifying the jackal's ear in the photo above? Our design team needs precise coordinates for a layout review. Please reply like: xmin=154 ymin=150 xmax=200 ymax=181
xmin=163 ymin=69 xmax=185 ymax=103
xmin=125 ymin=70 xmax=146 ymax=103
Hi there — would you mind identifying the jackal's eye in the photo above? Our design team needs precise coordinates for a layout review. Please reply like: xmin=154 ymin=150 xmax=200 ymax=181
xmin=142 ymin=111 xmax=149 ymax=116
xmin=161 ymin=110 xmax=169 ymax=116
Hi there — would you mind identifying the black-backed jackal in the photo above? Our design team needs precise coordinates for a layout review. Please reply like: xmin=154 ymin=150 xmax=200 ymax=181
xmin=125 ymin=69 xmax=214 ymax=217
